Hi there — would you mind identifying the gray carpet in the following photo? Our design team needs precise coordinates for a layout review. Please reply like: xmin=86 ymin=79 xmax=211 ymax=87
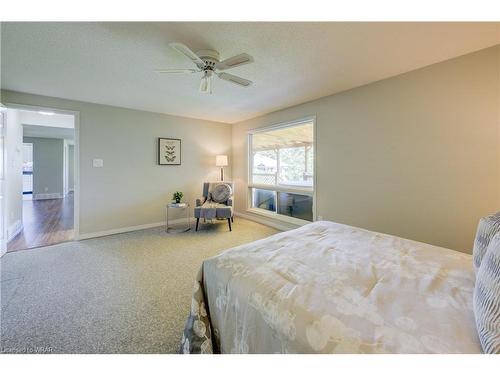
xmin=0 ymin=218 xmax=278 ymax=353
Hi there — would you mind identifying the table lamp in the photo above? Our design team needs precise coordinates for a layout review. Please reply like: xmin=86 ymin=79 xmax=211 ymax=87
xmin=215 ymin=155 xmax=228 ymax=181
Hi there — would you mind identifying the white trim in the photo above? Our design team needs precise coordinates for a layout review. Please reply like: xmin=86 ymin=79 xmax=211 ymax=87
xmin=4 ymin=102 xmax=80 ymax=241
xmin=63 ymin=139 xmax=70 ymax=196
xmin=312 ymin=115 xmax=317 ymax=221
xmin=246 ymin=207 xmax=311 ymax=226
xmin=73 ymin=111 xmax=80 ymax=240
xmin=78 ymin=217 xmax=195 ymax=240
xmin=0 ymin=108 xmax=7 ymax=257
xmin=248 ymin=116 xmax=316 ymax=134
xmin=33 ymin=193 xmax=64 ymax=200
xmin=7 ymin=219 xmax=23 ymax=242
xmin=234 ymin=211 xmax=299 ymax=232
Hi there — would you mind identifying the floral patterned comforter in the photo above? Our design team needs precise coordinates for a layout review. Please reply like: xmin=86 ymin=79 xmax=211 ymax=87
xmin=181 ymin=221 xmax=481 ymax=353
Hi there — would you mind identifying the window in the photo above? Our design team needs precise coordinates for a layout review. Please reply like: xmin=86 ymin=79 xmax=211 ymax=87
xmin=248 ymin=118 xmax=314 ymax=222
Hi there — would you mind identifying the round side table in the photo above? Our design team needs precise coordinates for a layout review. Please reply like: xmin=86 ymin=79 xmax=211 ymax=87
xmin=165 ymin=202 xmax=191 ymax=233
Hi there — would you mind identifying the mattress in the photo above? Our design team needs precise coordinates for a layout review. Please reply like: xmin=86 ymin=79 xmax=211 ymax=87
xmin=181 ymin=221 xmax=481 ymax=353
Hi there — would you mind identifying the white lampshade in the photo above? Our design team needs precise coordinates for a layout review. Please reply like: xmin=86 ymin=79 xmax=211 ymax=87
xmin=215 ymin=155 xmax=228 ymax=167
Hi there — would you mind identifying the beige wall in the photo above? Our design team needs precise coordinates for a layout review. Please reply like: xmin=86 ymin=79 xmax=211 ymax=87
xmin=2 ymin=90 xmax=232 ymax=236
xmin=232 ymin=45 xmax=500 ymax=253
xmin=5 ymin=108 xmax=23 ymax=240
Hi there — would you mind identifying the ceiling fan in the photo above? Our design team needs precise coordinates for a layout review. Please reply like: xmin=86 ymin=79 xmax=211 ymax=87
xmin=156 ymin=42 xmax=254 ymax=94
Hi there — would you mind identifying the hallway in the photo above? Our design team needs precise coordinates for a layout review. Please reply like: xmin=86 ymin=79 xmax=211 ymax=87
xmin=7 ymin=193 xmax=74 ymax=252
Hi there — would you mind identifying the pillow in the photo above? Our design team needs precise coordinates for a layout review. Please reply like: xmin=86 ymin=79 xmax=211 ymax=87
xmin=473 ymin=232 xmax=500 ymax=353
xmin=473 ymin=212 xmax=500 ymax=272
xmin=210 ymin=183 xmax=232 ymax=203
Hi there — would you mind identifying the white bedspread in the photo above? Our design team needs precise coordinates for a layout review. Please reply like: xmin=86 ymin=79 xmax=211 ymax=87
xmin=186 ymin=221 xmax=481 ymax=353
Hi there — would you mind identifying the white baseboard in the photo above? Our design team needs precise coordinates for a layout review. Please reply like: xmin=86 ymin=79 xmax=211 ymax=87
xmin=33 ymin=193 xmax=64 ymax=200
xmin=78 ymin=213 xmax=298 ymax=241
xmin=234 ymin=211 xmax=299 ymax=232
xmin=7 ymin=220 xmax=23 ymax=242
xmin=78 ymin=217 xmax=195 ymax=240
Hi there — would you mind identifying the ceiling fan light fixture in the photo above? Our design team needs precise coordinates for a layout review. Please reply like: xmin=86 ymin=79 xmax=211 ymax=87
xmin=199 ymin=70 xmax=213 ymax=94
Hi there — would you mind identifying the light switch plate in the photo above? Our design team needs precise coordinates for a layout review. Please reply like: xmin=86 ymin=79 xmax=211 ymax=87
xmin=92 ymin=159 xmax=103 ymax=168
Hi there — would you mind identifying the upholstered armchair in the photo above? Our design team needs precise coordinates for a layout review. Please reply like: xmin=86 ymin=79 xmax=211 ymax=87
xmin=194 ymin=182 xmax=234 ymax=231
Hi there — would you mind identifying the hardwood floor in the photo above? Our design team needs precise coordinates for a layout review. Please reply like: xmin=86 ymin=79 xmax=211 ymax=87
xmin=7 ymin=193 xmax=74 ymax=252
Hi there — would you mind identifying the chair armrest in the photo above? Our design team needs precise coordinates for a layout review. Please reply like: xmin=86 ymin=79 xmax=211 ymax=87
xmin=227 ymin=198 xmax=233 ymax=207
xmin=196 ymin=197 xmax=206 ymax=207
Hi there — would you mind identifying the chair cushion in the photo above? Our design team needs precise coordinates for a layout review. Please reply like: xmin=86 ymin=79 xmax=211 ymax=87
xmin=473 ymin=232 xmax=500 ymax=353
xmin=210 ymin=183 xmax=232 ymax=203
xmin=194 ymin=202 xmax=233 ymax=219
xmin=473 ymin=212 xmax=500 ymax=272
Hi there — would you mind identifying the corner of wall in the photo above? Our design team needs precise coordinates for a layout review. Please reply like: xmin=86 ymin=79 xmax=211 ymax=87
xmin=230 ymin=122 xmax=236 ymax=188
xmin=497 ymin=44 xmax=500 ymax=209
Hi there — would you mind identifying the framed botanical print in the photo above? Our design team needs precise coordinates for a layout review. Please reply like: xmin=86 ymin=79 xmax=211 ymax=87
xmin=158 ymin=138 xmax=181 ymax=165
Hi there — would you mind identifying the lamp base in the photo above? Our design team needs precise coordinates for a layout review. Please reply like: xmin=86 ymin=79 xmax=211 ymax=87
xmin=220 ymin=167 xmax=224 ymax=181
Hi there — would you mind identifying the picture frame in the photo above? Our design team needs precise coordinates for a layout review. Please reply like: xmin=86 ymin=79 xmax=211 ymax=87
xmin=158 ymin=138 xmax=181 ymax=165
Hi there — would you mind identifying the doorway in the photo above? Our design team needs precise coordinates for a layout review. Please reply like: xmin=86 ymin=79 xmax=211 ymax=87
xmin=4 ymin=105 xmax=79 ymax=252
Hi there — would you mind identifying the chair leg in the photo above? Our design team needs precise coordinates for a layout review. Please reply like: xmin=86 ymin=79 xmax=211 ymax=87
xmin=227 ymin=218 xmax=232 ymax=231
xmin=231 ymin=216 xmax=234 ymax=223
xmin=195 ymin=218 xmax=199 ymax=231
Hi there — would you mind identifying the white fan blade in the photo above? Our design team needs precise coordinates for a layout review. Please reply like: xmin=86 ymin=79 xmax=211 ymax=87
xmin=217 ymin=72 xmax=252 ymax=87
xmin=215 ymin=53 xmax=253 ymax=70
xmin=155 ymin=69 xmax=199 ymax=74
xmin=169 ymin=42 xmax=205 ymax=69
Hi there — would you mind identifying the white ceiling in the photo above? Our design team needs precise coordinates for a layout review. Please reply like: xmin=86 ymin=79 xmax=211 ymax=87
xmin=19 ymin=110 xmax=75 ymax=129
xmin=2 ymin=22 xmax=499 ymax=123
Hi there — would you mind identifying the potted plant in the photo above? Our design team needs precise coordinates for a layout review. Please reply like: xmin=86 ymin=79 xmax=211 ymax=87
xmin=173 ymin=191 xmax=183 ymax=204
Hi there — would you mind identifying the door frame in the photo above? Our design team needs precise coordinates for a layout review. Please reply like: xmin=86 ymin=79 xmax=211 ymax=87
xmin=0 ymin=107 xmax=7 ymax=256
xmin=22 ymin=142 xmax=33 ymax=195
xmin=63 ymin=139 xmax=69 ymax=196
xmin=4 ymin=102 xmax=81 ymax=240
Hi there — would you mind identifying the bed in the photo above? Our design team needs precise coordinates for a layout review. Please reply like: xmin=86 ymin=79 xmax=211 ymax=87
xmin=181 ymin=220 xmax=481 ymax=353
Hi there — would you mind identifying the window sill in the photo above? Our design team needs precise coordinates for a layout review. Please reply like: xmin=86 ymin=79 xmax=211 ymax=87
xmin=246 ymin=208 xmax=312 ymax=227
xmin=248 ymin=183 xmax=314 ymax=196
